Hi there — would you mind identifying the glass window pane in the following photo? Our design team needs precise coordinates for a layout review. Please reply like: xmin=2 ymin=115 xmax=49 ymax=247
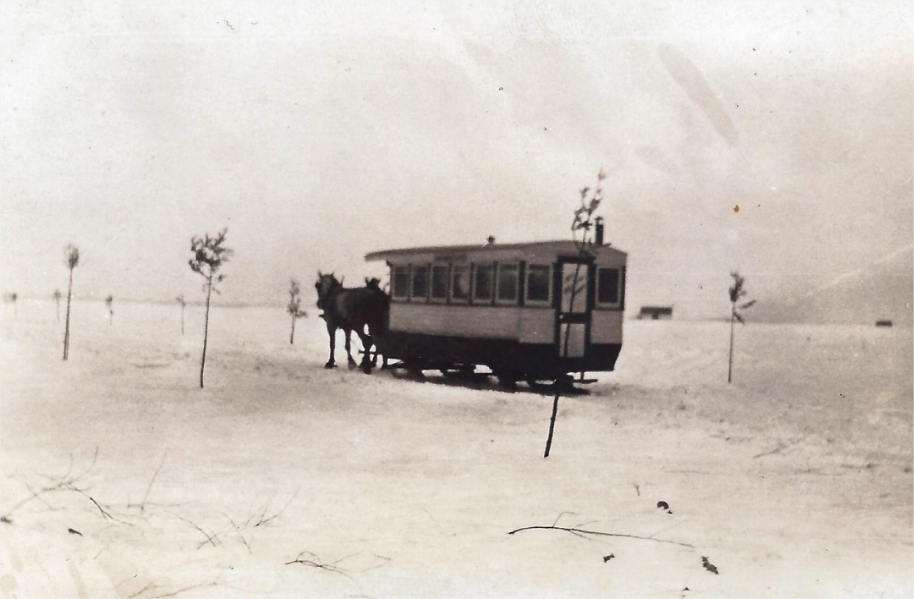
xmin=411 ymin=265 xmax=428 ymax=300
xmin=431 ymin=265 xmax=448 ymax=299
xmin=497 ymin=264 xmax=519 ymax=301
xmin=451 ymin=265 xmax=470 ymax=300
xmin=562 ymin=323 xmax=586 ymax=357
xmin=561 ymin=263 xmax=587 ymax=313
xmin=598 ymin=268 xmax=619 ymax=304
xmin=474 ymin=264 xmax=493 ymax=301
xmin=526 ymin=265 xmax=550 ymax=302
xmin=392 ymin=266 xmax=409 ymax=298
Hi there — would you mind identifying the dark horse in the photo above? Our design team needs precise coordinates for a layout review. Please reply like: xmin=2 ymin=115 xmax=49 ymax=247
xmin=315 ymin=272 xmax=389 ymax=372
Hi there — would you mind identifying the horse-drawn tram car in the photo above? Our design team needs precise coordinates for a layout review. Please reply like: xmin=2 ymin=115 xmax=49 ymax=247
xmin=365 ymin=238 xmax=626 ymax=388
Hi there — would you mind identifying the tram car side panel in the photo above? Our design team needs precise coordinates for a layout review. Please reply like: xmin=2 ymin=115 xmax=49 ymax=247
xmin=518 ymin=308 xmax=555 ymax=344
xmin=389 ymin=304 xmax=522 ymax=339
xmin=590 ymin=310 xmax=623 ymax=344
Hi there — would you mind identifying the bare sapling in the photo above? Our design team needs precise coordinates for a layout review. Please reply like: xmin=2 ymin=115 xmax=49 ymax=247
xmin=176 ymin=294 xmax=186 ymax=335
xmin=543 ymin=170 xmax=605 ymax=458
xmin=727 ymin=270 xmax=756 ymax=383
xmin=105 ymin=294 xmax=114 ymax=325
xmin=287 ymin=278 xmax=307 ymax=344
xmin=53 ymin=289 xmax=62 ymax=321
xmin=188 ymin=228 xmax=233 ymax=388
xmin=62 ymin=244 xmax=80 ymax=360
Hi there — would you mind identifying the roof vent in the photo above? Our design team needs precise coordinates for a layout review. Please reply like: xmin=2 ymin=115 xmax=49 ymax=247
xmin=486 ymin=235 xmax=496 ymax=245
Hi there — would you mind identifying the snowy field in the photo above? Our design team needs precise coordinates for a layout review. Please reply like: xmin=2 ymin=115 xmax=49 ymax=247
xmin=1 ymin=300 xmax=911 ymax=598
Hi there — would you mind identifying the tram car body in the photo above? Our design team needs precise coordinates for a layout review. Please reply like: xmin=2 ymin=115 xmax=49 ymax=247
xmin=365 ymin=239 xmax=626 ymax=383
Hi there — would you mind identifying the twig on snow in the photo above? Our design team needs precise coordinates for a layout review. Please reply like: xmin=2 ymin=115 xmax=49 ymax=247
xmin=228 ymin=518 xmax=252 ymax=554
xmin=2 ymin=449 xmax=100 ymax=522
xmin=285 ymin=552 xmax=358 ymax=581
xmin=4 ymin=450 xmax=133 ymax=527
xmin=753 ymin=437 xmax=801 ymax=459
xmin=128 ymin=580 xmax=232 ymax=598
xmin=285 ymin=551 xmax=390 ymax=580
xmin=22 ymin=480 xmax=58 ymax=510
xmin=507 ymin=525 xmax=694 ymax=548
xmin=64 ymin=484 xmax=133 ymax=525
xmin=648 ymin=520 xmax=685 ymax=539
xmin=551 ymin=511 xmax=578 ymax=526
xmin=147 ymin=582 xmax=219 ymax=598
xmin=252 ymin=487 xmax=300 ymax=527
xmin=167 ymin=511 xmax=221 ymax=548
xmin=138 ymin=451 xmax=167 ymax=512
xmin=127 ymin=582 xmax=155 ymax=598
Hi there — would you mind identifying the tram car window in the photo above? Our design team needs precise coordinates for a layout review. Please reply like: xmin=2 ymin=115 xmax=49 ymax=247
xmin=596 ymin=267 xmax=624 ymax=309
xmin=431 ymin=265 xmax=449 ymax=302
xmin=451 ymin=264 xmax=470 ymax=302
xmin=391 ymin=265 xmax=409 ymax=300
xmin=497 ymin=263 xmax=519 ymax=304
xmin=473 ymin=264 xmax=494 ymax=302
xmin=525 ymin=264 xmax=552 ymax=305
xmin=411 ymin=265 xmax=429 ymax=302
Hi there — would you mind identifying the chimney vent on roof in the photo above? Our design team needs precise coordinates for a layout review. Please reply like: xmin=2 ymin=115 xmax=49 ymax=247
xmin=486 ymin=235 xmax=496 ymax=245
xmin=595 ymin=217 xmax=604 ymax=246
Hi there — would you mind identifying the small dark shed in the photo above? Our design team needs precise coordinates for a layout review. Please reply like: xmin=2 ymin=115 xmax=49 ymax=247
xmin=876 ymin=320 xmax=893 ymax=327
xmin=638 ymin=306 xmax=673 ymax=320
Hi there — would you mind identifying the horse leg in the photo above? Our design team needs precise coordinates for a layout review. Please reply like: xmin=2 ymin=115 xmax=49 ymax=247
xmin=356 ymin=330 xmax=373 ymax=374
xmin=366 ymin=332 xmax=379 ymax=368
xmin=368 ymin=323 xmax=386 ymax=369
xmin=325 ymin=324 xmax=337 ymax=369
xmin=345 ymin=329 xmax=357 ymax=368
xmin=373 ymin=335 xmax=389 ymax=370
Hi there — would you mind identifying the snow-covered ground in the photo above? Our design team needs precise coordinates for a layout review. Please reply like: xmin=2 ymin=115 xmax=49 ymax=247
xmin=1 ymin=300 xmax=911 ymax=598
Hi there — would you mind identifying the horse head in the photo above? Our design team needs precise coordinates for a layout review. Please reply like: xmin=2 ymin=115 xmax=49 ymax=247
xmin=315 ymin=271 xmax=341 ymax=311
xmin=364 ymin=277 xmax=390 ymax=299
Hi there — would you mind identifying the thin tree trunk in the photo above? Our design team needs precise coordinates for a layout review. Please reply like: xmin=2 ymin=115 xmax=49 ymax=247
xmin=544 ymin=261 xmax=584 ymax=458
xmin=56 ymin=298 xmax=60 ymax=322
xmin=200 ymin=276 xmax=212 ymax=388
xmin=181 ymin=305 xmax=185 ymax=335
xmin=63 ymin=269 xmax=73 ymax=360
xmin=290 ymin=316 xmax=296 ymax=344
xmin=727 ymin=306 xmax=735 ymax=383
xmin=544 ymin=391 xmax=561 ymax=458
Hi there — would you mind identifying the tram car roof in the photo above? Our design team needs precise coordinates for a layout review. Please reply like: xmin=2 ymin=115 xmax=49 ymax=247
xmin=365 ymin=240 xmax=627 ymax=265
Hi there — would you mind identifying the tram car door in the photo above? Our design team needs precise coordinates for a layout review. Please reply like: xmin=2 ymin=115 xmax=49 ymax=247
xmin=556 ymin=260 xmax=591 ymax=360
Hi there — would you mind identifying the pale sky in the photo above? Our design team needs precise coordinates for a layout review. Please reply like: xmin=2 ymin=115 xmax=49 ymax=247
xmin=1 ymin=0 xmax=911 ymax=321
